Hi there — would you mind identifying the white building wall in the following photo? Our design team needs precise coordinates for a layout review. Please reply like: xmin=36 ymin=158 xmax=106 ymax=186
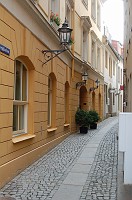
xmin=103 ymin=41 xmax=119 ymax=117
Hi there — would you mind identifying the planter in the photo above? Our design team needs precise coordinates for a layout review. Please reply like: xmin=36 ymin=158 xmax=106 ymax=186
xmin=80 ymin=126 xmax=88 ymax=134
xmin=90 ymin=123 xmax=97 ymax=129
xmin=50 ymin=21 xmax=59 ymax=32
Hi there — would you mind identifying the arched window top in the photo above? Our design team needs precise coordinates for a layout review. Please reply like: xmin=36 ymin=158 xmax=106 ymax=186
xmin=65 ymin=81 xmax=70 ymax=87
xmin=49 ymin=72 xmax=57 ymax=81
xmin=16 ymin=55 xmax=35 ymax=70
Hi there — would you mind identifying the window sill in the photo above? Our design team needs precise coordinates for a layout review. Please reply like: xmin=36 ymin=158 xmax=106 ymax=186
xmin=12 ymin=134 xmax=36 ymax=144
xmin=47 ymin=127 xmax=57 ymax=133
xmin=64 ymin=123 xmax=70 ymax=127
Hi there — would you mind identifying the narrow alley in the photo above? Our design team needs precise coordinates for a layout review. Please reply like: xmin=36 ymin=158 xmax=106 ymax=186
xmin=0 ymin=117 xmax=118 ymax=200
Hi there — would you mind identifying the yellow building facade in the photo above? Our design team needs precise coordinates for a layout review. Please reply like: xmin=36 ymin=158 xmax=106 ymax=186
xmin=0 ymin=0 xmax=104 ymax=188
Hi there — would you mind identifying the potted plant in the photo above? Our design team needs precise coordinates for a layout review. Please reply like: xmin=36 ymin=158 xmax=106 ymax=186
xmin=50 ymin=12 xmax=61 ymax=26
xmin=89 ymin=110 xmax=100 ymax=129
xmin=75 ymin=109 xmax=91 ymax=133
xmin=69 ymin=36 xmax=74 ymax=45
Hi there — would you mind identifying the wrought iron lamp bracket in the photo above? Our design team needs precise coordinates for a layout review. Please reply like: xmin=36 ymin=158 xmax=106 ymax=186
xmin=89 ymin=79 xmax=100 ymax=92
xmin=42 ymin=48 xmax=67 ymax=65
xmin=89 ymin=86 xmax=98 ymax=92
xmin=76 ymin=81 xmax=86 ymax=89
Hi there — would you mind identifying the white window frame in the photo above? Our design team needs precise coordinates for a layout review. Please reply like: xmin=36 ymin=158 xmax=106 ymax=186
xmin=13 ymin=60 xmax=28 ymax=137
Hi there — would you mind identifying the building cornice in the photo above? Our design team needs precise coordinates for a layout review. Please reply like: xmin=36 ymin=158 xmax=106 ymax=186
xmin=81 ymin=16 xmax=92 ymax=30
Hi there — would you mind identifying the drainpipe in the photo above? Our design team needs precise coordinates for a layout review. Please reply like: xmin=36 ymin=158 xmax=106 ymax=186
xmin=71 ymin=0 xmax=75 ymax=80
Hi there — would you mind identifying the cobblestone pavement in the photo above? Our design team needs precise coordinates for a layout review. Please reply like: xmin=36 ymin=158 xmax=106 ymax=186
xmin=0 ymin=117 xmax=118 ymax=200
xmin=80 ymin=124 xmax=118 ymax=200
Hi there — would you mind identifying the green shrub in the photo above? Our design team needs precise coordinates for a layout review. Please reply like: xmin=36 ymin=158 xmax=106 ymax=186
xmin=75 ymin=109 xmax=91 ymax=127
xmin=88 ymin=110 xmax=100 ymax=124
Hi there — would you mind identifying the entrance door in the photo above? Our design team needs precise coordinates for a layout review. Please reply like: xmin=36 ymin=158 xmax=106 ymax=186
xmin=92 ymin=92 xmax=95 ymax=110
xmin=79 ymin=86 xmax=87 ymax=110
xmin=99 ymin=93 xmax=101 ymax=117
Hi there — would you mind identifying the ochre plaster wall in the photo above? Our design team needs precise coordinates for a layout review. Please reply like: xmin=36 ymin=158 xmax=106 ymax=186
xmin=0 ymin=5 xmax=104 ymax=188
xmin=0 ymin=6 xmax=73 ymax=188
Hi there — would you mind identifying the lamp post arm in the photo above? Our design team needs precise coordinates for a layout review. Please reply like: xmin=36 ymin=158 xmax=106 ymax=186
xmin=42 ymin=48 xmax=67 ymax=65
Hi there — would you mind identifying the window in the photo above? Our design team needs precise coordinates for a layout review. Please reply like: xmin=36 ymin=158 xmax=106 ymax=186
xmin=113 ymin=61 xmax=115 ymax=76
xmin=91 ymin=0 xmax=96 ymax=21
xmin=105 ymin=85 xmax=108 ymax=104
xmin=91 ymin=40 xmax=96 ymax=68
xmin=97 ymin=47 xmax=100 ymax=71
xmin=65 ymin=0 xmax=74 ymax=27
xmin=97 ymin=2 xmax=101 ymax=29
xmin=118 ymin=67 xmax=120 ymax=83
xmin=13 ymin=60 xmax=28 ymax=136
xmin=66 ymin=3 xmax=71 ymax=26
xmin=105 ymin=51 xmax=108 ymax=68
xmin=82 ymin=0 xmax=88 ymax=9
xmin=121 ymin=69 xmax=123 ymax=84
xmin=81 ymin=16 xmax=92 ymax=62
xmin=113 ymin=93 xmax=115 ymax=105
xmin=83 ymin=29 xmax=88 ymax=61
xmin=109 ymin=57 xmax=112 ymax=77
xmin=51 ymin=0 xmax=59 ymax=15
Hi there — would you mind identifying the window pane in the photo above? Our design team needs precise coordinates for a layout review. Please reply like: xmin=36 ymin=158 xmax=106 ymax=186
xmin=51 ymin=0 xmax=59 ymax=14
xmin=13 ymin=105 xmax=18 ymax=131
xmin=15 ymin=61 xmax=21 ymax=100
xmin=22 ymin=65 xmax=27 ymax=101
xmin=19 ymin=105 xmax=24 ymax=130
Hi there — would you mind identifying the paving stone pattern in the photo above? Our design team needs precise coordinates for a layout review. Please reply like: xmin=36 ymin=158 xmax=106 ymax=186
xmin=0 ymin=117 xmax=118 ymax=200
xmin=80 ymin=124 xmax=118 ymax=200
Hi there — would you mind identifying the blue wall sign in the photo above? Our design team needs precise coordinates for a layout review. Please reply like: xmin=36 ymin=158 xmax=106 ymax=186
xmin=0 ymin=44 xmax=10 ymax=56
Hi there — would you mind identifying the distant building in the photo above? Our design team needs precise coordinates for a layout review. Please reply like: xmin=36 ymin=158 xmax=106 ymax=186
xmin=112 ymin=40 xmax=124 ymax=58
xmin=111 ymin=40 xmax=124 ymax=113
xmin=102 ymin=35 xmax=120 ymax=118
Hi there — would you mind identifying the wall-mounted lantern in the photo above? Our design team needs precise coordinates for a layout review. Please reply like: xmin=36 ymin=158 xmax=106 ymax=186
xmin=89 ymin=79 xmax=100 ymax=92
xmin=42 ymin=18 xmax=72 ymax=65
xmin=109 ymin=87 xmax=116 ymax=93
xmin=109 ymin=87 xmax=121 ymax=96
xmin=76 ymin=71 xmax=88 ymax=89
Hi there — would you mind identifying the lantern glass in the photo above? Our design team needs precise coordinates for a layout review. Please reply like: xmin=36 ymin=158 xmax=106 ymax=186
xmin=58 ymin=18 xmax=72 ymax=45
xmin=95 ymin=79 xmax=100 ymax=87
xmin=82 ymin=72 xmax=88 ymax=81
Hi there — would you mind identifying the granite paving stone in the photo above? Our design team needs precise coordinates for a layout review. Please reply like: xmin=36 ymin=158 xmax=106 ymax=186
xmin=0 ymin=117 xmax=118 ymax=200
